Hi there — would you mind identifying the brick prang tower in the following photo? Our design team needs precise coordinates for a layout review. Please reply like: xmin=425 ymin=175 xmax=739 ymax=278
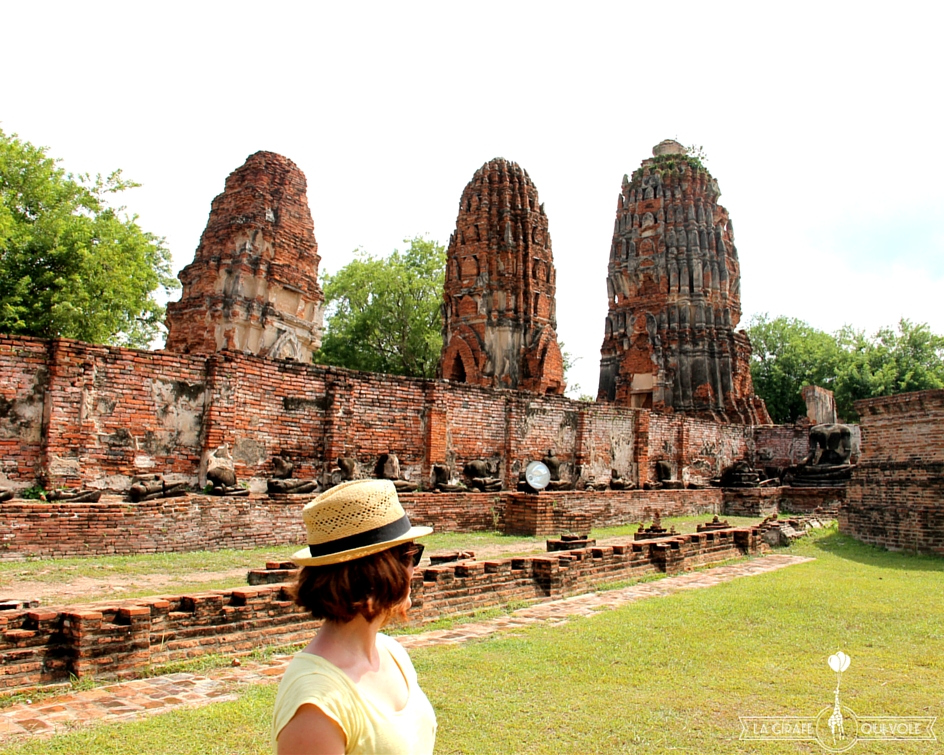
xmin=165 ymin=151 xmax=324 ymax=361
xmin=597 ymin=140 xmax=770 ymax=424
xmin=440 ymin=158 xmax=565 ymax=395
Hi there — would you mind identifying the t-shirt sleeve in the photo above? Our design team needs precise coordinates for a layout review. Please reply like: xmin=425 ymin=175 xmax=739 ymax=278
xmin=272 ymin=662 xmax=363 ymax=752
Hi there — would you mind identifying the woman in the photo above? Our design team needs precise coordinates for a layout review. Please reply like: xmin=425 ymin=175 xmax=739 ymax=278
xmin=272 ymin=478 xmax=436 ymax=755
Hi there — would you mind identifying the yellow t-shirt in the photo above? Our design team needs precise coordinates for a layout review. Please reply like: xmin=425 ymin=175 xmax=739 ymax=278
xmin=271 ymin=633 xmax=437 ymax=755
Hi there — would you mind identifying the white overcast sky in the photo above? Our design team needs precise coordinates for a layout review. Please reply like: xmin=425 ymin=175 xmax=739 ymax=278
xmin=4 ymin=1 xmax=942 ymax=397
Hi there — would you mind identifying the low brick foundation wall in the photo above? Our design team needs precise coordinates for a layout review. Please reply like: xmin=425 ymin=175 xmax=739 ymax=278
xmin=0 ymin=527 xmax=763 ymax=692
xmin=0 ymin=495 xmax=308 ymax=561
xmin=843 ymin=390 xmax=944 ymax=556
xmin=839 ymin=502 xmax=944 ymax=555
xmin=1 ymin=489 xmax=729 ymax=560
xmin=721 ymin=487 xmax=845 ymax=517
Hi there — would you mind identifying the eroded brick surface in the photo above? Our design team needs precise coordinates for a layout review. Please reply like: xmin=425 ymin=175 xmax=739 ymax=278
xmin=843 ymin=390 xmax=944 ymax=555
xmin=597 ymin=140 xmax=769 ymax=424
xmin=440 ymin=158 xmax=564 ymax=395
xmin=0 ymin=523 xmax=767 ymax=691
xmin=165 ymin=151 xmax=324 ymax=361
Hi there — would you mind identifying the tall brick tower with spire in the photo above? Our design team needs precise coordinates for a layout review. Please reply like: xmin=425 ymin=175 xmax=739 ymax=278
xmin=597 ymin=140 xmax=769 ymax=424
xmin=165 ymin=151 xmax=324 ymax=361
xmin=439 ymin=158 xmax=565 ymax=394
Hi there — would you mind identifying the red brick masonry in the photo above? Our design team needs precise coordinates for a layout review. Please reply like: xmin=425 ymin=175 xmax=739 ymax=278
xmin=0 ymin=336 xmax=811 ymax=495
xmin=842 ymin=389 xmax=944 ymax=556
xmin=0 ymin=526 xmax=763 ymax=692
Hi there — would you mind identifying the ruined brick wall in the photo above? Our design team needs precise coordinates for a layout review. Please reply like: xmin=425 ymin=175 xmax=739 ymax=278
xmin=440 ymin=383 xmax=508 ymax=481
xmin=502 ymin=488 xmax=722 ymax=535
xmin=647 ymin=413 xmax=752 ymax=484
xmin=597 ymin=140 xmax=769 ymax=424
xmin=843 ymin=390 xmax=944 ymax=555
xmin=0 ymin=336 xmax=48 ymax=485
xmin=580 ymin=403 xmax=638 ymax=485
xmin=202 ymin=352 xmax=328 ymax=482
xmin=165 ymin=151 xmax=323 ymax=361
xmin=720 ymin=487 xmax=844 ymax=517
xmin=753 ymin=424 xmax=810 ymax=469
xmin=0 ymin=490 xmax=724 ymax=560
xmin=1 ymin=334 xmax=791 ymax=546
xmin=0 ymin=338 xmax=207 ymax=489
xmin=0 ymin=526 xmax=762 ymax=691
xmin=440 ymin=158 xmax=565 ymax=395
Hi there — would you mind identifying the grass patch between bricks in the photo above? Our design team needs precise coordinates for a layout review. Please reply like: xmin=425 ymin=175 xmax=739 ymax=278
xmin=4 ymin=527 xmax=941 ymax=754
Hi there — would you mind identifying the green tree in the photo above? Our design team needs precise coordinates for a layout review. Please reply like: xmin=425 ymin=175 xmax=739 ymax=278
xmin=834 ymin=319 xmax=944 ymax=419
xmin=746 ymin=314 xmax=843 ymax=424
xmin=314 ymin=236 xmax=445 ymax=378
xmin=0 ymin=128 xmax=177 ymax=347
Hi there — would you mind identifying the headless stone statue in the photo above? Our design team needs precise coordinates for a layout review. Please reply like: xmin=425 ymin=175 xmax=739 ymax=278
xmin=431 ymin=463 xmax=466 ymax=492
xmin=542 ymin=449 xmax=571 ymax=491
xmin=206 ymin=445 xmax=248 ymax=497
xmin=47 ymin=488 xmax=103 ymax=503
xmin=128 ymin=474 xmax=190 ymax=502
xmin=463 ymin=459 xmax=502 ymax=492
xmin=543 ymin=449 xmax=561 ymax=481
xmin=337 ymin=457 xmax=357 ymax=481
xmin=375 ymin=453 xmax=417 ymax=493
xmin=718 ymin=460 xmax=760 ymax=488
xmin=787 ymin=423 xmax=856 ymax=487
xmin=267 ymin=455 xmax=318 ymax=495
xmin=646 ymin=460 xmax=684 ymax=490
xmin=272 ymin=456 xmax=294 ymax=479
xmin=609 ymin=469 xmax=633 ymax=490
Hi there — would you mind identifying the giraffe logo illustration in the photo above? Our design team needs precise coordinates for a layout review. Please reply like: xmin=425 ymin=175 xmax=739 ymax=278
xmin=825 ymin=652 xmax=852 ymax=745
xmin=813 ymin=651 xmax=859 ymax=753
xmin=740 ymin=649 xmax=937 ymax=752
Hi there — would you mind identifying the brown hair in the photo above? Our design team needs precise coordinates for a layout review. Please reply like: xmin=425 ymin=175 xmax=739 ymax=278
xmin=290 ymin=544 xmax=415 ymax=624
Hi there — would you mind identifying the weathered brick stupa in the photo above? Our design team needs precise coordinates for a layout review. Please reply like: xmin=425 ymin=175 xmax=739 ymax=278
xmin=440 ymin=158 xmax=565 ymax=394
xmin=165 ymin=152 xmax=324 ymax=361
xmin=597 ymin=140 xmax=769 ymax=424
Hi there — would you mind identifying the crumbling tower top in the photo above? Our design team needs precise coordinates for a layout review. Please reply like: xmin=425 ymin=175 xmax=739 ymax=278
xmin=165 ymin=151 xmax=324 ymax=361
xmin=597 ymin=141 xmax=769 ymax=423
xmin=439 ymin=158 xmax=565 ymax=394
xmin=652 ymin=139 xmax=686 ymax=157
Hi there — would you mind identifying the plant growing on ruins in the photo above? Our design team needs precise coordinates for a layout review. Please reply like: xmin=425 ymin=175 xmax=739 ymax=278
xmin=0 ymin=128 xmax=177 ymax=346
xmin=314 ymin=236 xmax=446 ymax=378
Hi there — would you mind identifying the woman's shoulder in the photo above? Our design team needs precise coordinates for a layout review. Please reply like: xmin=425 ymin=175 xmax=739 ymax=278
xmin=376 ymin=633 xmax=409 ymax=660
xmin=280 ymin=651 xmax=355 ymax=691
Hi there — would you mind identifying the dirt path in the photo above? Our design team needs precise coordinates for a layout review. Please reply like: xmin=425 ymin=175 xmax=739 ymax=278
xmin=0 ymin=567 xmax=251 ymax=605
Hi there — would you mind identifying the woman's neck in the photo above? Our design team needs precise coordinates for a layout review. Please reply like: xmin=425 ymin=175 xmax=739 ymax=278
xmin=308 ymin=615 xmax=385 ymax=674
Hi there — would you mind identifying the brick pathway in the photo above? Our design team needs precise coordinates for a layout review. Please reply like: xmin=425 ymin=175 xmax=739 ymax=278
xmin=0 ymin=554 xmax=812 ymax=743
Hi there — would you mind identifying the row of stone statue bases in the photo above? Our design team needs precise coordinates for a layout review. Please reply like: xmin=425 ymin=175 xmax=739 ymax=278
xmin=0 ymin=421 xmax=855 ymax=504
xmin=0 ymin=422 xmax=855 ymax=504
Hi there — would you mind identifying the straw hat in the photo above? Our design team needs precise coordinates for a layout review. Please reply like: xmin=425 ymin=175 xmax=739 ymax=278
xmin=292 ymin=478 xmax=432 ymax=566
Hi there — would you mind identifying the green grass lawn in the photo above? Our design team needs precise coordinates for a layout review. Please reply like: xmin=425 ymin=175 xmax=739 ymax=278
xmin=3 ymin=526 xmax=941 ymax=755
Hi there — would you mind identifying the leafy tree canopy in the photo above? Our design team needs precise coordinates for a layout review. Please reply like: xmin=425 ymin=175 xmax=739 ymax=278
xmin=832 ymin=319 xmax=944 ymax=418
xmin=314 ymin=236 xmax=445 ymax=379
xmin=747 ymin=314 xmax=944 ymax=423
xmin=0 ymin=128 xmax=177 ymax=347
xmin=747 ymin=314 xmax=842 ymax=424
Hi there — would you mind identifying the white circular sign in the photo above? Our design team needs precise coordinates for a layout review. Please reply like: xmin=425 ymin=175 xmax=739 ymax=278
xmin=525 ymin=461 xmax=551 ymax=490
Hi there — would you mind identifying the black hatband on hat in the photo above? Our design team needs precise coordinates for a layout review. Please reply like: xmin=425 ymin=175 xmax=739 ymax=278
xmin=307 ymin=513 xmax=413 ymax=559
